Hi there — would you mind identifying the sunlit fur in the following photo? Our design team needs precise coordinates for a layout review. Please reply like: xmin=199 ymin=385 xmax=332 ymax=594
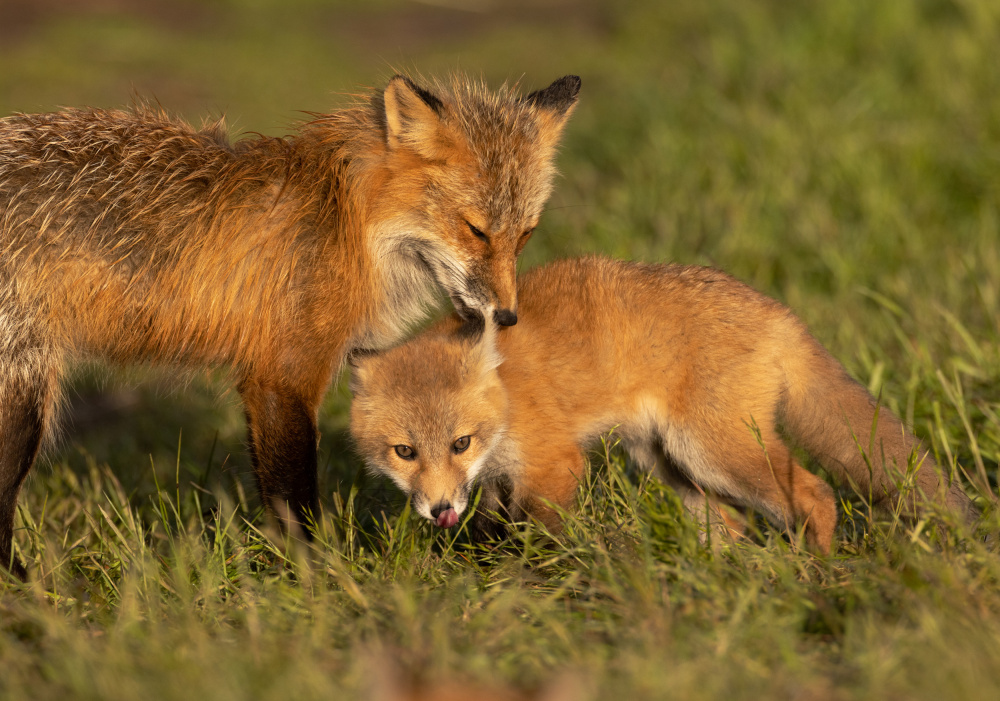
xmin=350 ymin=256 xmax=974 ymax=555
xmin=350 ymin=323 xmax=511 ymax=523
xmin=0 ymin=73 xmax=580 ymax=579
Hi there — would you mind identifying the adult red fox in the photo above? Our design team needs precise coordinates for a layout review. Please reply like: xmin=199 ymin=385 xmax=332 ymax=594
xmin=349 ymin=256 xmax=973 ymax=554
xmin=0 ymin=73 xmax=581 ymax=580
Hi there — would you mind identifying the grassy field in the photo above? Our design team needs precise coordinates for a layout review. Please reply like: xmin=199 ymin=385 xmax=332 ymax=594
xmin=2 ymin=0 xmax=1000 ymax=698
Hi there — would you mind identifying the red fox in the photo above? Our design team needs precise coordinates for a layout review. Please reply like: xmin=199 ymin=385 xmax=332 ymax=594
xmin=349 ymin=256 xmax=973 ymax=554
xmin=0 ymin=73 xmax=581 ymax=580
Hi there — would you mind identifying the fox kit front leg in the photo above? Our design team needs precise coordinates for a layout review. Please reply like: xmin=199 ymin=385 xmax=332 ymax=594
xmin=516 ymin=439 xmax=587 ymax=533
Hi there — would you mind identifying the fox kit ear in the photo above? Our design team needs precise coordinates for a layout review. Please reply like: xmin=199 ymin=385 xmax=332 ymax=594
xmin=465 ymin=316 xmax=503 ymax=375
xmin=347 ymin=348 xmax=378 ymax=396
xmin=383 ymin=75 xmax=452 ymax=159
xmin=525 ymin=75 xmax=582 ymax=118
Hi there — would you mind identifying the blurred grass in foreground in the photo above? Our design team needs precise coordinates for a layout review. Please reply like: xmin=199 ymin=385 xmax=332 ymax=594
xmin=2 ymin=0 xmax=1000 ymax=699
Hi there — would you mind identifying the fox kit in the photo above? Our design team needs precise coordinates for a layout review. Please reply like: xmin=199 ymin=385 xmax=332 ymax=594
xmin=0 ymin=73 xmax=581 ymax=579
xmin=350 ymin=256 xmax=973 ymax=554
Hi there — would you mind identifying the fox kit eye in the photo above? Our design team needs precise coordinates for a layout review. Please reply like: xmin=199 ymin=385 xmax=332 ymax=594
xmin=466 ymin=222 xmax=489 ymax=243
xmin=394 ymin=445 xmax=416 ymax=460
xmin=452 ymin=436 xmax=471 ymax=453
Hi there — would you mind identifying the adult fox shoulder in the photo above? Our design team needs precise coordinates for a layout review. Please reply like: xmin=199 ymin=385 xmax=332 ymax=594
xmin=0 ymin=73 xmax=581 ymax=580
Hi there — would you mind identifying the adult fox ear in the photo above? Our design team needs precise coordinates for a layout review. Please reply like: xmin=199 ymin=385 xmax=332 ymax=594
xmin=525 ymin=75 xmax=581 ymax=122
xmin=382 ymin=75 xmax=453 ymax=159
xmin=524 ymin=75 xmax=581 ymax=149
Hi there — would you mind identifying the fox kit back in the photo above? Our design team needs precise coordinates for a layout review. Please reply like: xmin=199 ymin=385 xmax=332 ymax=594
xmin=0 ymin=73 xmax=581 ymax=580
xmin=350 ymin=256 xmax=973 ymax=554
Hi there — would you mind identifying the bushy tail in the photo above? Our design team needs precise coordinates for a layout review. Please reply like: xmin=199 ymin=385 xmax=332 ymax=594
xmin=779 ymin=336 xmax=973 ymax=521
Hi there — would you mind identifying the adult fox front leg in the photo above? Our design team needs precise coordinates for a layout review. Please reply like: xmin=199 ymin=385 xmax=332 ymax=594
xmin=239 ymin=375 xmax=323 ymax=535
xmin=0 ymin=72 xmax=580 ymax=579
xmin=0 ymin=366 xmax=53 ymax=582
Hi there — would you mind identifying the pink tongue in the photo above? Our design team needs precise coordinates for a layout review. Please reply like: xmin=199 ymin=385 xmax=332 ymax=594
xmin=435 ymin=508 xmax=459 ymax=528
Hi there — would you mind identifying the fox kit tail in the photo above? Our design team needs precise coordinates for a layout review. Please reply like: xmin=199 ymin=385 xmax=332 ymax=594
xmin=780 ymin=334 xmax=972 ymax=520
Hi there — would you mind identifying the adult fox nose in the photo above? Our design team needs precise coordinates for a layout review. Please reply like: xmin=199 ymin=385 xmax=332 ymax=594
xmin=493 ymin=308 xmax=517 ymax=327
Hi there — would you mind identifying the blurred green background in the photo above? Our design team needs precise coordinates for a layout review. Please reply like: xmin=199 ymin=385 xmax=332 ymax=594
xmin=2 ymin=0 xmax=998 ymax=522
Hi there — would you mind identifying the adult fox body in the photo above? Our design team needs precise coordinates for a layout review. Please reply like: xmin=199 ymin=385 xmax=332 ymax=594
xmin=0 ymin=73 xmax=581 ymax=579
xmin=350 ymin=257 xmax=973 ymax=554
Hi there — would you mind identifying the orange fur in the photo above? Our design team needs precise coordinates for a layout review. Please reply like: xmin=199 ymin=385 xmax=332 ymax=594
xmin=350 ymin=256 xmax=973 ymax=555
xmin=0 ymin=73 xmax=581 ymax=579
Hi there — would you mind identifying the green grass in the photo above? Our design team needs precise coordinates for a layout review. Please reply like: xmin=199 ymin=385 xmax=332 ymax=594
xmin=3 ymin=0 xmax=1000 ymax=698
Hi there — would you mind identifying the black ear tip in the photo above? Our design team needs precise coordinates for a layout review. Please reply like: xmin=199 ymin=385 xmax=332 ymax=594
xmin=385 ymin=74 xmax=444 ymax=115
xmin=347 ymin=347 xmax=378 ymax=369
xmin=559 ymin=75 xmax=582 ymax=95
xmin=526 ymin=74 xmax=582 ymax=111
xmin=385 ymin=74 xmax=410 ymax=89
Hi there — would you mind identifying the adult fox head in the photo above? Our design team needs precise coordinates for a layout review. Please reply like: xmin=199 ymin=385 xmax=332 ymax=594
xmin=374 ymin=74 xmax=580 ymax=328
xmin=349 ymin=321 xmax=507 ymax=528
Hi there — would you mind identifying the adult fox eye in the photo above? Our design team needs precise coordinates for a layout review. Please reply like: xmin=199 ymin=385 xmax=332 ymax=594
xmin=466 ymin=221 xmax=489 ymax=242
xmin=517 ymin=228 xmax=534 ymax=251
xmin=453 ymin=436 xmax=471 ymax=453
xmin=394 ymin=445 xmax=415 ymax=459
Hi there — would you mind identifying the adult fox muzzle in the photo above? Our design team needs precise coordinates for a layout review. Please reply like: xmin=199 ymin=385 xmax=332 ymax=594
xmin=0 ymin=72 xmax=580 ymax=580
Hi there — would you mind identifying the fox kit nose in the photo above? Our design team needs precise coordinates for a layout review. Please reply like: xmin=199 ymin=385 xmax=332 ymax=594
xmin=430 ymin=501 xmax=459 ymax=528
xmin=493 ymin=308 xmax=517 ymax=327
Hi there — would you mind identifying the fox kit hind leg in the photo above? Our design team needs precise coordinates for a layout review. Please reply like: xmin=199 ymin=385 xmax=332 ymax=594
xmin=625 ymin=436 xmax=748 ymax=545
xmin=681 ymin=421 xmax=838 ymax=555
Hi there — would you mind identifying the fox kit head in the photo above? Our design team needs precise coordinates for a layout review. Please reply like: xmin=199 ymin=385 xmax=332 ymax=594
xmin=349 ymin=321 xmax=507 ymax=528
xmin=375 ymin=74 xmax=580 ymax=328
